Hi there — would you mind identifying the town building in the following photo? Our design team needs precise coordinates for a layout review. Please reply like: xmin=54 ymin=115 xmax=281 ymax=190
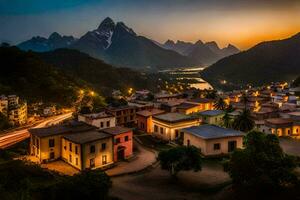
xmin=185 ymin=98 xmax=215 ymax=111
xmin=198 ymin=110 xmax=224 ymax=125
xmin=0 ymin=95 xmax=8 ymax=115
xmin=8 ymin=102 xmax=27 ymax=126
xmin=78 ymin=111 xmax=116 ymax=129
xmin=264 ymin=118 xmax=294 ymax=136
xmin=152 ymin=112 xmax=199 ymax=141
xmin=101 ymin=126 xmax=133 ymax=162
xmin=62 ymin=130 xmax=113 ymax=170
xmin=176 ymin=102 xmax=201 ymax=115
xmin=136 ymin=109 xmax=165 ymax=133
xmin=182 ymin=125 xmax=245 ymax=156
xmin=105 ymin=105 xmax=136 ymax=126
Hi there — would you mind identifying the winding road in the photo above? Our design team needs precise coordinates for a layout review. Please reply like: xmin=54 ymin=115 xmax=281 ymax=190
xmin=0 ymin=112 xmax=72 ymax=149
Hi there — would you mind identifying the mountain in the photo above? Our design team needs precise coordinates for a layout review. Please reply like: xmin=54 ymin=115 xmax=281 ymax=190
xmin=18 ymin=32 xmax=76 ymax=52
xmin=201 ymin=33 xmax=300 ymax=91
xmin=70 ymin=17 xmax=198 ymax=69
xmin=162 ymin=39 xmax=240 ymax=65
xmin=18 ymin=17 xmax=200 ymax=70
xmin=37 ymin=48 xmax=160 ymax=95
xmin=0 ymin=46 xmax=86 ymax=106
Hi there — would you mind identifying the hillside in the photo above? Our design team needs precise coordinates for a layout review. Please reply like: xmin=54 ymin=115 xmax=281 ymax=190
xmin=38 ymin=48 xmax=158 ymax=94
xmin=201 ymin=33 xmax=300 ymax=90
xmin=0 ymin=46 xmax=86 ymax=106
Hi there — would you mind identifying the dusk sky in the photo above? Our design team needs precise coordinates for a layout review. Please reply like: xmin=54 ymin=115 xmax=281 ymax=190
xmin=1 ymin=0 xmax=300 ymax=49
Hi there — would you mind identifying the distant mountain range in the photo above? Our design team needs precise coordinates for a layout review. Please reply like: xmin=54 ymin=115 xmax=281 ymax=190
xmin=17 ymin=17 xmax=238 ymax=70
xmin=161 ymin=39 xmax=240 ymax=65
xmin=201 ymin=32 xmax=300 ymax=91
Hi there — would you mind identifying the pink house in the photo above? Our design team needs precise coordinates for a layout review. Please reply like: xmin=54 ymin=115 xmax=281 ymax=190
xmin=101 ymin=126 xmax=133 ymax=161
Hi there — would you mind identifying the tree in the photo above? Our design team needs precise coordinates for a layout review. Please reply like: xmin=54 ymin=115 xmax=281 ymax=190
xmin=241 ymin=93 xmax=249 ymax=109
xmin=214 ymin=97 xmax=227 ymax=110
xmin=79 ymin=106 xmax=92 ymax=114
xmin=222 ymin=105 xmax=235 ymax=128
xmin=232 ymin=109 xmax=254 ymax=132
xmin=0 ymin=112 xmax=12 ymax=131
xmin=204 ymin=89 xmax=217 ymax=99
xmin=224 ymin=131 xmax=298 ymax=195
xmin=158 ymin=146 xmax=202 ymax=178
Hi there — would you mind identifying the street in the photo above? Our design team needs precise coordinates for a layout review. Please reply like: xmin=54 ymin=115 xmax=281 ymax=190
xmin=0 ymin=112 xmax=73 ymax=149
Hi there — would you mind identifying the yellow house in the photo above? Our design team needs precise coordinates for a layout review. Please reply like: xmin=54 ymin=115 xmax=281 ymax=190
xmin=198 ymin=110 xmax=225 ymax=125
xmin=264 ymin=118 xmax=294 ymax=136
xmin=185 ymin=98 xmax=215 ymax=111
xmin=29 ymin=121 xmax=95 ymax=163
xmin=152 ymin=112 xmax=200 ymax=141
xmin=182 ymin=125 xmax=245 ymax=156
xmin=176 ymin=103 xmax=201 ymax=115
xmin=8 ymin=102 xmax=27 ymax=125
xmin=62 ymin=130 xmax=113 ymax=170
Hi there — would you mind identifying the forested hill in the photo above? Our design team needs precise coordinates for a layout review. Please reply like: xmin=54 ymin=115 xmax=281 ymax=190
xmin=0 ymin=46 xmax=87 ymax=106
xmin=201 ymin=33 xmax=300 ymax=90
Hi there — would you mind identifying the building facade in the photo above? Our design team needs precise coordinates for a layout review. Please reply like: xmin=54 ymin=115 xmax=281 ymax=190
xmin=78 ymin=111 xmax=116 ymax=129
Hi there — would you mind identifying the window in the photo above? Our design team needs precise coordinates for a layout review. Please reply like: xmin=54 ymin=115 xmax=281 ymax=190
xmin=187 ymin=139 xmax=190 ymax=146
xmin=76 ymin=158 xmax=78 ymax=166
xmin=115 ymin=138 xmax=121 ymax=144
xmin=130 ymin=116 xmax=133 ymax=121
xmin=100 ymin=122 xmax=104 ymax=128
xmin=36 ymin=139 xmax=39 ymax=149
xmin=32 ymin=137 xmax=35 ymax=145
xmin=69 ymin=143 xmax=72 ymax=152
xmin=101 ymin=143 xmax=106 ymax=150
xmin=90 ymin=158 xmax=95 ymax=168
xmin=107 ymin=121 xmax=110 ymax=127
xmin=69 ymin=155 xmax=72 ymax=163
xmin=75 ymin=146 xmax=78 ymax=154
xmin=125 ymin=136 xmax=129 ymax=141
xmin=90 ymin=145 xmax=95 ymax=153
xmin=214 ymin=143 xmax=221 ymax=150
xmin=160 ymin=127 xmax=164 ymax=134
xmin=49 ymin=139 xmax=55 ymax=148
xmin=154 ymin=125 xmax=158 ymax=132
xmin=102 ymin=155 xmax=107 ymax=165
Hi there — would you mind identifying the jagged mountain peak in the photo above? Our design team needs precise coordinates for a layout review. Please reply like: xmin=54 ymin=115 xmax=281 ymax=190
xmin=164 ymin=39 xmax=175 ymax=45
xmin=205 ymin=41 xmax=220 ymax=50
xmin=48 ymin=32 xmax=61 ymax=40
xmin=115 ymin=22 xmax=136 ymax=35
xmin=195 ymin=40 xmax=204 ymax=45
xmin=97 ymin=17 xmax=115 ymax=30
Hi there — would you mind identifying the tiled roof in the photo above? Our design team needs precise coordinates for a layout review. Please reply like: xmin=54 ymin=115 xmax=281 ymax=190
xmin=265 ymin=118 xmax=294 ymax=125
xmin=101 ymin=126 xmax=132 ymax=135
xmin=136 ymin=109 xmax=165 ymax=117
xmin=176 ymin=103 xmax=198 ymax=109
xmin=183 ymin=125 xmax=245 ymax=139
xmin=153 ymin=112 xmax=196 ymax=123
xmin=199 ymin=110 xmax=224 ymax=116
xmin=63 ymin=130 xmax=111 ymax=144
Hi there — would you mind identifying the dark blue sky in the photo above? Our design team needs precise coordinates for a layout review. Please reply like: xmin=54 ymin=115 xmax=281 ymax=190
xmin=1 ymin=0 xmax=300 ymax=49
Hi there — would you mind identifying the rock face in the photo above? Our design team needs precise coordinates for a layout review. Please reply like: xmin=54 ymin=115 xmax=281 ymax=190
xmin=201 ymin=32 xmax=300 ymax=91
xmin=18 ymin=17 xmax=200 ymax=70
xmin=162 ymin=39 xmax=240 ymax=65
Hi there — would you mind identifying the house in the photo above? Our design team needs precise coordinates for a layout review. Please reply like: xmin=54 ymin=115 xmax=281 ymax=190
xmin=152 ymin=112 xmax=199 ymax=141
xmin=8 ymin=102 xmax=27 ymax=125
xmin=182 ymin=125 xmax=245 ymax=156
xmin=136 ymin=109 xmax=165 ymax=133
xmin=7 ymin=95 xmax=19 ymax=107
xmin=185 ymin=98 xmax=215 ymax=111
xmin=101 ymin=126 xmax=133 ymax=162
xmin=0 ymin=95 xmax=8 ymax=115
xmin=62 ymin=130 xmax=114 ymax=170
xmin=29 ymin=121 xmax=95 ymax=163
xmin=105 ymin=105 xmax=136 ymax=126
xmin=43 ymin=106 xmax=56 ymax=116
xmin=176 ymin=102 xmax=201 ymax=115
xmin=198 ymin=110 xmax=224 ymax=125
xmin=78 ymin=111 xmax=116 ymax=129
xmin=154 ymin=93 xmax=183 ymax=102
xmin=264 ymin=118 xmax=294 ymax=136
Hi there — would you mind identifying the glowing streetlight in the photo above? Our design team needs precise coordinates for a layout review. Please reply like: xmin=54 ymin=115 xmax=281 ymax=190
xmin=90 ymin=91 xmax=95 ymax=96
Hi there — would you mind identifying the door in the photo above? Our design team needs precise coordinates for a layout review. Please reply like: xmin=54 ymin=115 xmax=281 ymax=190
xmin=50 ymin=152 xmax=55 ymax=160
xmin=228 ymin=141 xmax=237 ymax=152
xmin=117 ymin=146 xmax=125 ymax=161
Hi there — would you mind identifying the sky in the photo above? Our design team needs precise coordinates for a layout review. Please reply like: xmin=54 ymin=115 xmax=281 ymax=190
xmin=1 ymin=0 xmax=300 ymax=49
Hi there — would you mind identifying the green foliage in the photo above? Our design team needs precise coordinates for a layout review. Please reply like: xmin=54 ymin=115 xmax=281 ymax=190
xmin=203 ymin=89 xmax=217 ymax=99
xmin=0 ymin=112 xmax=12 ymax=131
xmin=0 ymin=160 xmax=112 ymax=200
xmin=232 ymin=109 xmax=254 ymax=132
xmin=0 ymin=46 xmax=88 ymax=107
xmin=225 ymin=131 xmax=298 ymax=194
xmin=292 ymin=76 xmax=300 ymax=87
xmin=158 ymin=146 xmax=202 ymax=178
xmin=213 ymin=97 xmax=227 ymax=110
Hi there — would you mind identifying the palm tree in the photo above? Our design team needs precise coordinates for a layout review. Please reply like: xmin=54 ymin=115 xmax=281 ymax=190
xmin=241 ymin=93 xmax=249 ymax=109
xmin=222 ymin=112 xmax=232 ymax=128
xmin=204 ymin=89 xmax=217 ymax=100
xmin=232 ymin=109 xmax=254 ymax=132
xmin=214 ymin=97 xmax=227 ymax=110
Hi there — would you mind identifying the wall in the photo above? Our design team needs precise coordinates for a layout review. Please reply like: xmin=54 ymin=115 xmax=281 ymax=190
xmin=61 ymin=138 xmax=82 ymax=170
xmin=113 ymin=131 xmax=133 ymax=162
